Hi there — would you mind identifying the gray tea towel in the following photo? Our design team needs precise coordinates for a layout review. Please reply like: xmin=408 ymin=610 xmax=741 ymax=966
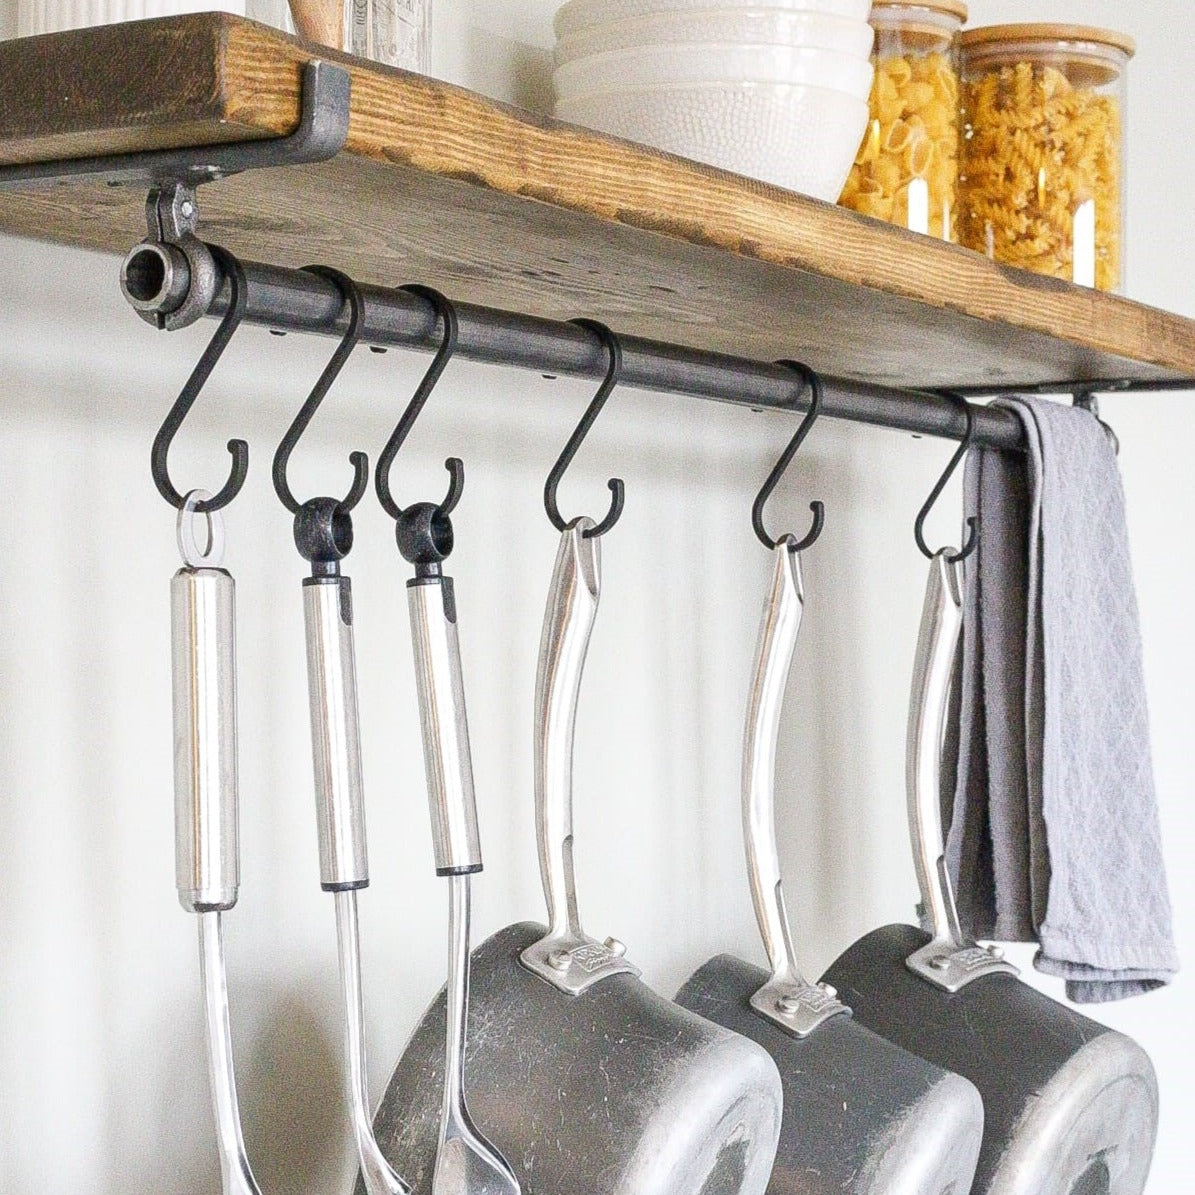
xmin=944 ymin=396 xmax=1178 ymax=1002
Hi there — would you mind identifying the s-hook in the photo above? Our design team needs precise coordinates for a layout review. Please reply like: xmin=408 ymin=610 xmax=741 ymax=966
xmin=914 ymin=393 xmax=978 ymax=564
xmin=375 ymin=285 xmax=464 ymax=566
xmin=543 ymin=319 xmax=626 ymax=539
xmin=151 ymin=245 xmax=249 ymax=514
xmin=271 ymin=266 xmax=370 ymax=568
xmin=751 ymin=361 xmax=826 ymax=553
xmin=1072 ymin=388 xmax=1120 ymax=455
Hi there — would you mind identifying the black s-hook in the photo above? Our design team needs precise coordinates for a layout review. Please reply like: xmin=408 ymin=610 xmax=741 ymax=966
xmin=375 ymin=285 xmax=463 ymax=567
xmin=914 ymin=392 xmax=978 ymax=563
xmin=544 ymin=319 xmax=626 ymax=539
xmin=150 ymin=245 xmax=249 ymax=514
xmin=752 ymin=361 xmax=825 ymax=553
xmin=272 ymin=267 xmax=370 ymax=517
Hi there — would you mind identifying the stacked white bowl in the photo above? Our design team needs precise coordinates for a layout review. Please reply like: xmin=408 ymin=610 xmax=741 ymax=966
xmin=553 ymin=0 xmax=876 ymax=200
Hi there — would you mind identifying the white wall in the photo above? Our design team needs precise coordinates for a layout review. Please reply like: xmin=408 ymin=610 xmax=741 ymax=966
xmin=0 ymin=1 xmax=1190 ymax=1192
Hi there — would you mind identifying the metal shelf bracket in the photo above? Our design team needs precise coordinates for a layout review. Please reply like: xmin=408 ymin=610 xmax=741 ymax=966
xmin=0 ymin=59 xmax=350 ymax=191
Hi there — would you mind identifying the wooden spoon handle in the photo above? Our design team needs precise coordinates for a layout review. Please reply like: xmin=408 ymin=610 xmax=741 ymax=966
xmin=288 ymin=0 xmax=344 ymax=49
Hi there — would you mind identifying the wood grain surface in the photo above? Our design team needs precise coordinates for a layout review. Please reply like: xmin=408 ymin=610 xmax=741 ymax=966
xmin=0 ymin=13 xmax=1191 ymax=390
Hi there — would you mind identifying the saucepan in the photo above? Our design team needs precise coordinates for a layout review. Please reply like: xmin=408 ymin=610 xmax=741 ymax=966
xmin=367 ymin=328 xmax=783 ymax=1195
xmin=369 ymin=516 xmax=785 ymax=1195
xmin=822 ymin=544 xmax=1159 ymax=1195
xmin=675 ymin=392 xmax=985 ymax=1194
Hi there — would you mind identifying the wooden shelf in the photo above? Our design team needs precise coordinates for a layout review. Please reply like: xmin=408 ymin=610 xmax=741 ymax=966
xmin=1 ymin=13 xmax=1193 ymax=391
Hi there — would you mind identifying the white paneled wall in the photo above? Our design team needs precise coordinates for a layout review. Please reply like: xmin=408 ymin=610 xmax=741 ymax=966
xmin=0 ymin=1 xmax=1191 ymax=1192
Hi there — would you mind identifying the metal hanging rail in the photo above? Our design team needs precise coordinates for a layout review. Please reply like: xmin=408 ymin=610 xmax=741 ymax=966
xmin=124 ymin=245 xmax=1033 ymax=451
xmin=125 ymin=230 xmax=1189 ymax=453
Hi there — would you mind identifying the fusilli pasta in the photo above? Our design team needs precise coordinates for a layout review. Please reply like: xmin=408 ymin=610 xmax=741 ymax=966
xmin=960 ymin=60 xmax=1122 ymax=291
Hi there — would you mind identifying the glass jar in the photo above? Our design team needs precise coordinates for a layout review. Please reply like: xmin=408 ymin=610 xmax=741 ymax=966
xmin=263 ymin=0 xmax=430 ymax=71
xmin=960 ymin=24 xmax=1133 ymax=292
xmin=840 ymin=0 xmax=967 ymax=240
xmin=350 ymin=0 xmax=431 ymax=71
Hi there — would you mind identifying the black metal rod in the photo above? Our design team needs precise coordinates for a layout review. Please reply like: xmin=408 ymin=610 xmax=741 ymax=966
xmin=189 ymin=256 xmax=1028 ymax=449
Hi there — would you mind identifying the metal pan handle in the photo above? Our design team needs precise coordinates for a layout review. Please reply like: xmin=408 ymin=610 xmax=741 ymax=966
xmin=520 ymin=520 xmax=640 ymax=995
xmin=744 ymin=544 xmax=848 ymax=1036
xmin=905 ymin=549 xmax=1017 ymax=992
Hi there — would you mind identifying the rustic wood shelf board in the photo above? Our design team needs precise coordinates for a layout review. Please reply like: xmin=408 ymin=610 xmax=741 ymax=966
xmin=1 ymin=13 xmax=1192 ymax=390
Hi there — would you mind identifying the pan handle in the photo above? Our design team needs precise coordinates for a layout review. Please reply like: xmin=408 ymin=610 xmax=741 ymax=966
xmin=744 ymin=544 xmax=849 ymax=1037
xmin=519 ymin=520 xmax=641 ymax=996
xmin=905 ymin=550 xmax=1018 ymax=992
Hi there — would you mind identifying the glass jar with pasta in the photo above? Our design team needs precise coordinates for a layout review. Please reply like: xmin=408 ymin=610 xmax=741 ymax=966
xmin=960 ymin=24 xmax=1133 ymax=292
xmin=840 ymin=0 xmax=967 ymax=240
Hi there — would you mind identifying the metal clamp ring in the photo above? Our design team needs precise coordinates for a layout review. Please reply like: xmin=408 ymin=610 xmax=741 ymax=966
xmin=177 ymin=488 xmax=226 ymax=569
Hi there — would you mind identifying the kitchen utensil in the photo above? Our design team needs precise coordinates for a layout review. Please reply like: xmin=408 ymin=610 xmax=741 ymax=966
xmin=288 ymin=0 xmax=344 ymax=48
xmin=369 ymin=285 xmax=520 ymax=1195
xmin=172 ymin=489 xmax=264 ymax=1195
xmin=405 ymin=539 xmax=521 ymax=1195
xmin=271 ymin=266 xmax=409 ymax=1195
xmin=365 ymin=320 xmax=784 ymax=1195
xmin=676 ymin=379 xmax=984 ymax=1194
xmin=821 ymin=540 xmax=1159 ymax=1194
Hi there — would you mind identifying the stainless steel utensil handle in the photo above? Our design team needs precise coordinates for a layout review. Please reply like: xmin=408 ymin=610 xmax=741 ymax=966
xmin=744 ymin=545 xmax=848 ymax=1036
xmin=905 ymin=550 xmax=1017 ymax=992
xmin=199 ymin=911 xmax=264 ymax=1195
xmin=305 ymin=576 xmax=369 ymax=890
xmin=441 ymin=873 xmax=471 ymax=1122
xmin=519 ymin=522 xmax=640 ymax=995
xmin=407 ymin=575 xmax=481 ymax=875
xmin=335 ymin=890 xmax=410 ymax=1195
xmin=173 ymin=565 xmax=240 ymax=913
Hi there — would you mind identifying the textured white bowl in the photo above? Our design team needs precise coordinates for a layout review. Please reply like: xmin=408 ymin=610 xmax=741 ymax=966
xmin=555 ymin=81 xmax=869 ymax=200
xmin=555 ymin=8 xmax=875 ymax=66
xmin=555 ymin=41 xmax=874 ymax=102
xmin=555 ymin=0 xmax=873 ymax=40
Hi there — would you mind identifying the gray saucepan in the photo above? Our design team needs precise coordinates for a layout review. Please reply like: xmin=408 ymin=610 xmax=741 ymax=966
xmin=364 ymin=519 xmax=785 ymax=1195
xmin=821 ymin=548 xmax=1159 ymax=1195
xmin=676 ymin=540 xmax=985 ymax=1195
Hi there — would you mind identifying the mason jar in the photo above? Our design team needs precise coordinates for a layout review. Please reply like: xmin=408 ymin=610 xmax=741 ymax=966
xmin=960 ymin=24 xmax=1133 ymax=292
xmin=840 ymin=0 xmax=967 ymax=240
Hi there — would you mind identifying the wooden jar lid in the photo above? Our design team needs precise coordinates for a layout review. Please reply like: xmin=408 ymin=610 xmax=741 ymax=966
xmin=960 ymin=23 xmax=1136 ymax=59
xmin=872 ymin=0 xmax=969 ymax=22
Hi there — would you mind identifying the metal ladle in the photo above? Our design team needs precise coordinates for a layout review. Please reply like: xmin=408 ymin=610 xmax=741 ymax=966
xmin=171 ymin=490 xmax=265 ymax=1195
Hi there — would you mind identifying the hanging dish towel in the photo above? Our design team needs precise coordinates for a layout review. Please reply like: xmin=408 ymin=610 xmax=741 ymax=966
xmin=944 ymin=396 xmax=1178 ymax=1002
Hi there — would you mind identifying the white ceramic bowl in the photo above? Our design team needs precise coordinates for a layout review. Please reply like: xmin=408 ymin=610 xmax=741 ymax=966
xmin=555 ymin=0 xmax=874 ymax=40
xmin=554 ymin=8 xmax=875 ymax=66
xmin=555 ymin=80 xmax=868 ymax=199
xmin=554 ymin=41 xmax=875 ymax=103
